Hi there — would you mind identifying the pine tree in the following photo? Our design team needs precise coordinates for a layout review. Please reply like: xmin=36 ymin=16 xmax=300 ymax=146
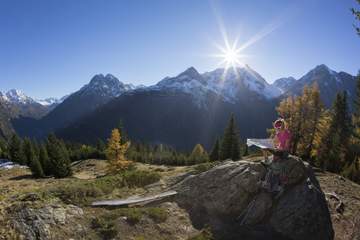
xmin=0 ymin=138 xmax=8 ymax=159
xmin=24 ymin=140 xmax=44 ymax=178
xmin=220 ymin=114 xmax=241 ymax=160
xmin=23 ymin=138 xmax=33 ymax=166
xmin=317 ymin=92 xmax=352 ymax=172
xmin=243 ymin=144 xmax=249 ymax=157
xmin=39 ymin=144 xmax=51 ymax=176
xmin=345 ymin=74 xmax=360 ymax=180
xmin=231 ymin=134 xmax=240 ymax=160
xmin=8 ymin=134 xmax=25 ymax=164
xmin=46 ymin=134 xmax=72 ymax=178
xmin=209 ymin=139 xmax=220 ymax=162
xmin=106 ymin=128 xmax=131 ymax=173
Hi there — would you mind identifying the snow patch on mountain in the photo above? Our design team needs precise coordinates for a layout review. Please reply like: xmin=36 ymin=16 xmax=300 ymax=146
xmin=272 ymin=77 xmax=296 ymax=93
xmin=153 ymin=65 xmax=281 ymax=105
xmin=4 ymin=89 xmax=34 ymax=104
xmin=79 ymin=74 xmax=136 ymax=98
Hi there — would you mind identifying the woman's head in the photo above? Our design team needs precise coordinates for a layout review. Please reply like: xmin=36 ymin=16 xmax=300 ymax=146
xmin=274 ymin=118 xmax=286 ymax=131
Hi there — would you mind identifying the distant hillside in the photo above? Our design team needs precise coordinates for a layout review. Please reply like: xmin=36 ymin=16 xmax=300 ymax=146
xmin=12 ymin=64 xmax=357 ymax=149
xmin=282 ymin=64 xmax=357 ymax=107
xmin=13 ymin=74 xmax=138 ymax=138
xmin=57 ymin=87 xmax=278 ymax=151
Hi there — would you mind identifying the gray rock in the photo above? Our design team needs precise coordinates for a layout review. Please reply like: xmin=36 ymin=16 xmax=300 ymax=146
xmin=8 ymin=203 xmax=84 ymax=240
xmin=174 ymin=156 xmax=334 ymax=240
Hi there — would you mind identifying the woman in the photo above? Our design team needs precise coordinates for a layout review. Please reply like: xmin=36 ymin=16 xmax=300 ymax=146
xmin=262 ymin=118 xmax=291 ymax=163
xmin=262 ymin=118 xmax=292 ymax=196
xmin=273 ymin=118 xmax=291 ymax=153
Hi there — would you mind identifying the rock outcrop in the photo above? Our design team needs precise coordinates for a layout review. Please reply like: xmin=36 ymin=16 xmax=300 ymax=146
xmin=174 ymin=156 xmax=334 ymax=240
xmin=7 ymin=202 xmax=85 ymax=240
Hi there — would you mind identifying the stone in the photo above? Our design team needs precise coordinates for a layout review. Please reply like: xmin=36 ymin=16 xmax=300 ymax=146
xmin=174 ymin=156 xmax=334 ymax=240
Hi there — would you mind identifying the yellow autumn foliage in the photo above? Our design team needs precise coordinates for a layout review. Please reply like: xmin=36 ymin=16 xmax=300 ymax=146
xmin=106 ymin=128 xmax=131 ymax=173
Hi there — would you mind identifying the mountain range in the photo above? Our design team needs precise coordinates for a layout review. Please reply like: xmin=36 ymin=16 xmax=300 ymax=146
xmin=6 ymin=64 xmax=358 ymax=150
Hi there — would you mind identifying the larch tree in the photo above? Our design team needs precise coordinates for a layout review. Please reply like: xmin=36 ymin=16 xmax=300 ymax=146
xmin=106 ymin=128 xmax=131 ymax=173
xmin=277 ymin=84 xmax=324 ymax=160
xmin=189 ymin=144 xmax=209 ymax=164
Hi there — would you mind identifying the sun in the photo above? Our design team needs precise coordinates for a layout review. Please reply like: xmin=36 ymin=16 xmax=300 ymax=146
xmin=223 ymin=48 xmax=240 ymax=66
xmin=211 ymin=39 xmax=244 ymax=73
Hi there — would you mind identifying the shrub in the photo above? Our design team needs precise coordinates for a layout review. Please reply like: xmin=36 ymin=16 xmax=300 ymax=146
xmin=45 ymin=169 xmax=161 ymax=205
xmin=147 ymin=207 xmax=168 ymax=223
xmin=123 ymin=208 xmax=143 ymax=225
xmin=91 ymin=217 xmax=118 ymax=240
xmin=122 ymin=170 xmax=161 ymax=188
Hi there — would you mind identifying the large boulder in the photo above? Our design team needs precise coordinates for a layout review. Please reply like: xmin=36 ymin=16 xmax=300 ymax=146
xmin=174 ymin=156 xmax=334 ymax=240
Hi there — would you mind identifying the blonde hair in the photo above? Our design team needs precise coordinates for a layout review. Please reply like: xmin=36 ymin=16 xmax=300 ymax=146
xmin=274 ymin=118 xmax=287 ymax=130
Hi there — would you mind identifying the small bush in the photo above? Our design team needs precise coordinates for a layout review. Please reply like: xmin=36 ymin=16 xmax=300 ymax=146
xmin=91 ymin=217 xmax=118 ymax=240
xmin=122 ymin=170 xmax=161 ymax=188
xmin=49 ymin=182 xmax=105 ymax=204
xmin=146 ymin=207 xmax=168 ymax=223
xmin=123 ymin=208 xmax=143 ymax=225
xmin=46 ymin=169 xmax=161 ymax=205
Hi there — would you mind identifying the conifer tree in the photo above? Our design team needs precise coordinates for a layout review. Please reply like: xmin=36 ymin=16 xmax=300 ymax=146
xmin=8 ymin=134 xmax=25 ymax=164
xmin=46 ymin=134 xmax=72 ymax=178
xmin=243 ymin=144 xmax=249 ymax=157
xmin=220 ymin=114 xmax=241 ymax=160
xmin=0 ymin=138 xmax=8 ymax=159
xmin=23 ymin=138 xmax=33 ymax=166
xmin=39 ymin=144 xmax=51 ymax=176
xmin=24 ymin=140 xmax=44 ymax=178
xmin=106 ymin=128 xmax=131 ymax=173
xmin=209 ymin=139 xmax=220 ymax=162
xmin=317 ymin=92 xmax=352 ymax=172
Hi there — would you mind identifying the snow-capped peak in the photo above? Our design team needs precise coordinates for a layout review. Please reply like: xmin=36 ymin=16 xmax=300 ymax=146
xmin=152 ymin=65 xmax=281 ymax=105
xmin=4 ymin=89 xmax=34 ymax=104
xmin=35 ymin=97 xmax=60 ymax=106
xmin=79 ymin=73 xmax=136 ymax=98
xmin=0 ymin=89 xmax=63 ymax=107
xmin=272 ymin=77 xmax=297 ymax=93
xmin=202 ymin=66 xmax=281 ymax=100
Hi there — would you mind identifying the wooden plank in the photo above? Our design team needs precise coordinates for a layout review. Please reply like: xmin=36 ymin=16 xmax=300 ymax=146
xmin=91 ymin=190 xmax=178 ymax=207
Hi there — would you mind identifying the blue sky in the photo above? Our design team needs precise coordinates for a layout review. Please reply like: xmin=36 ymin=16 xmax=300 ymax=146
xmin=0 ymin=0 xmax=359 ymax=99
